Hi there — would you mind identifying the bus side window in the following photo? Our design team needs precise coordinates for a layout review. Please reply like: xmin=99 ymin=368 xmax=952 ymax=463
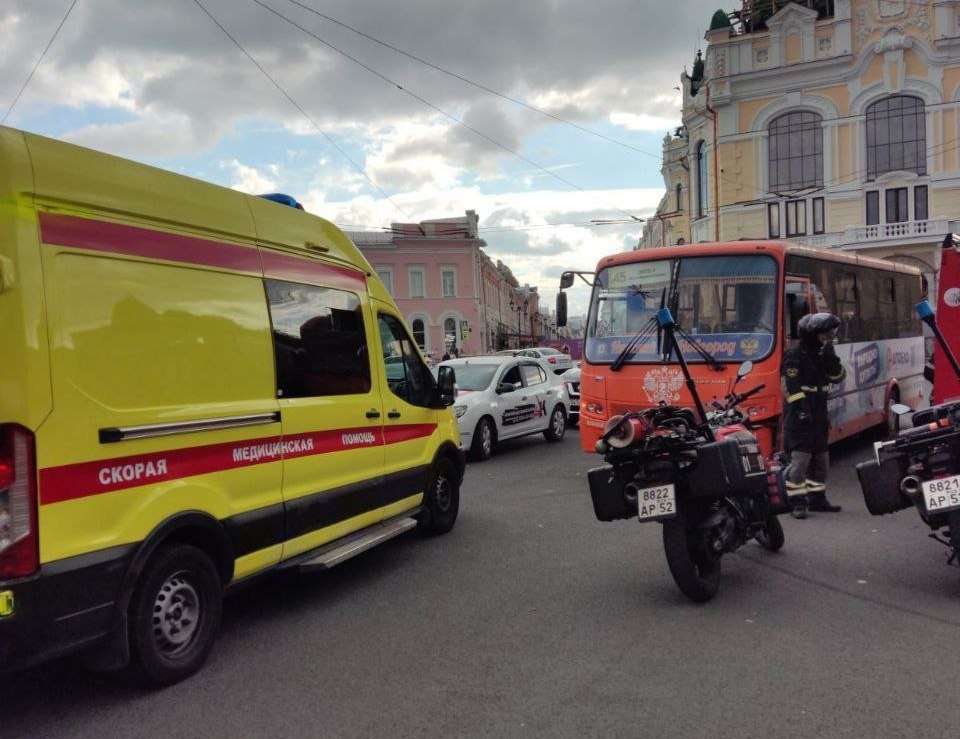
xmin=785 ymin=284 xmax=809 ymax=340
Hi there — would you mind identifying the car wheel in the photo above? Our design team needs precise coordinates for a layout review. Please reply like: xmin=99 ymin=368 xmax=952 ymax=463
xmin=417 ymin=457 xmax=460 ymax=536
xmin=470 ymin=417 xmax=495 ymax=461
xmin=127 ymin=544 xmax=223 ymax=686
xmin=544 ymin=405 xmax=566 ymax=442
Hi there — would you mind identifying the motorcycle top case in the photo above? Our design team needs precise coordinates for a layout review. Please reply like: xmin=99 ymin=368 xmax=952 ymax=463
xmin=685 ymin=438 xmax=764 ymax=498
xmin=856 ymin=455 xmax=911 ymax=516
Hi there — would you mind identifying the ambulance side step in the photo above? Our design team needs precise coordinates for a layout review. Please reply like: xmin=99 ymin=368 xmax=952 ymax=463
xmin=298 ymin=517 xmax=418 ymax=572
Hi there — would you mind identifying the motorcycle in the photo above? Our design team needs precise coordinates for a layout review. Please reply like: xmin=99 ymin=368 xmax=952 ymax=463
xmin=857 ymin=299 xmax=960 ymax=572
xmin=587 ymin=308 xmax=790 ymax=603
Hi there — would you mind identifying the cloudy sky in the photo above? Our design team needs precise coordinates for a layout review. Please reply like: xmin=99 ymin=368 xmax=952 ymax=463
xmin=1 ymin=0 xmax=723 ymax=313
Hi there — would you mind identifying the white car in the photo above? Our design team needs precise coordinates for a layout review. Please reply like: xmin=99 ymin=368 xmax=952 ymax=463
xmin=560 ymin=365 xmax=580 ymax=426
xmin=440 ymin=355 xmax=568 ymax=461
xmin=512 ymin=347 xmax=573 ymax=374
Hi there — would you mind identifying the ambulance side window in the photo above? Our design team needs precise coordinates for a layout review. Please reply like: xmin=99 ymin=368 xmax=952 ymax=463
xmin=377 ymin=313 xmax=435 ymax=407
xmin=265 ymin=279 xmax=371 ymax=398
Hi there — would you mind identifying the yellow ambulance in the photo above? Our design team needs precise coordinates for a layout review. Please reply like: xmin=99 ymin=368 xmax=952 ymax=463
xmin=0 ymin=126 xmax=464 ymax=685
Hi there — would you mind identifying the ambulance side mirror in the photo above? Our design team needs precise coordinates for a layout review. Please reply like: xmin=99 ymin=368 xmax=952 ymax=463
xmin=436 ymin=366 xmax=456 ymax=407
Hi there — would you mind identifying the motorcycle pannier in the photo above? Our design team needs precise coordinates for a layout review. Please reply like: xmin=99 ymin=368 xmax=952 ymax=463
xmin=856 ymin=456 xmax=911 ymax=516
xmin=685 ymin=439 xmax=748 ymax=498
xmin=588 ymin=465 xmax=638 ymax=521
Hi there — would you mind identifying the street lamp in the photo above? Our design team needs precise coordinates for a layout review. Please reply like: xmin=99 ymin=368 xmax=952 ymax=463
xmin=509 ymin=299 xmax=528 ymax=347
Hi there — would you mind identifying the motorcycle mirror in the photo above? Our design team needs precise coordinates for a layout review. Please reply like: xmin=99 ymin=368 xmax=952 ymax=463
xmin=736 ymin=360 xmax=753 ymax=379
xmin=890 ymin=403 xmax=913 ymax=416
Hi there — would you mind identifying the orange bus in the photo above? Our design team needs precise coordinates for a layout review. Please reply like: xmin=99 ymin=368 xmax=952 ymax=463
xmin=556 ymin=241 xmax=925 ymax=457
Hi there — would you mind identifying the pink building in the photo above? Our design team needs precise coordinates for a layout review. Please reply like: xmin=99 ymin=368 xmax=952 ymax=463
xmin=349 ymin=211 xmax=555 ymax=360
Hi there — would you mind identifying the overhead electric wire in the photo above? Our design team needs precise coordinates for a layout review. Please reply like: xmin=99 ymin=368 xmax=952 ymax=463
xmin=250 ymin=0 xmax=645 ymax=224
xmin=2 ymin=0 xmax=80 ymax=125
xmin=275 ymin=0 xmax=668 ymax=162
xmin=190 ymin=0 xmax=414 ymax=222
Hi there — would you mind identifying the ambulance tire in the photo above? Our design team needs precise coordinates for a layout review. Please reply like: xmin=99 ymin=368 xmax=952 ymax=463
xmin=417 ymin=457 xmax=460 ymax=536
xmin=128 ymin=544 xmax=223 ymax=686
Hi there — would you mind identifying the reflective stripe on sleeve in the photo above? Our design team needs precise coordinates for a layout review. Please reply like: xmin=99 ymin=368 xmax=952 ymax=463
xmin=787 ymin=392 xmax=806 ymax=403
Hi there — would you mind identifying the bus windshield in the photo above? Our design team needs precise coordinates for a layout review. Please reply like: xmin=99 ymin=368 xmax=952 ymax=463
xmin=585 ymin=254 xmax=778 ymax=364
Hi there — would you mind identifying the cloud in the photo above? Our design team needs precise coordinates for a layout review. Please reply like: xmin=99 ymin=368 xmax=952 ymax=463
xmin=220 ymin=158 xmax=278 ymax=193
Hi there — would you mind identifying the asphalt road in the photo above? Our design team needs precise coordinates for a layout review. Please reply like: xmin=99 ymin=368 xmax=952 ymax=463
xmin=4 ymin=429 xmax=960 ymax=738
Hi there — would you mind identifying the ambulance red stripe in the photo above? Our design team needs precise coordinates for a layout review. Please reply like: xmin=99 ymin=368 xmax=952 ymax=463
xmin=38 ymin=423 xmax=437 ymax=505
xmin=37 ymin=212 xmax=367 ymax=291
xmin=39 ymin=212 xmax=261 ymax=273
xmin=261 ymin=250 xmax=366 ymax=291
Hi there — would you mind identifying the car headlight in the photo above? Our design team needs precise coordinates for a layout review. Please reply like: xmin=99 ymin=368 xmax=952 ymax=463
xmin=453 ymin=404 xmax=468 ymax=418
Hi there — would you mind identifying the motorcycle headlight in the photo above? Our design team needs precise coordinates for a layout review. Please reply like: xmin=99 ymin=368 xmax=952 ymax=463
xmin=453 ymin=404 xmax=468 ymax=418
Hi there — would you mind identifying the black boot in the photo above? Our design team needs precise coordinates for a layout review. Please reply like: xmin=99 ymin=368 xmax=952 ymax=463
xmin=808 ymin=492 xmax=841 ymax=512
xmin=790 ymin=494 xmax=809 ymax=519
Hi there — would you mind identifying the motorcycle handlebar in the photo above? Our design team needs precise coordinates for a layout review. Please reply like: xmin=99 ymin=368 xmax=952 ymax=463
xmin=732 ymin=383 xmax=765 ymax=405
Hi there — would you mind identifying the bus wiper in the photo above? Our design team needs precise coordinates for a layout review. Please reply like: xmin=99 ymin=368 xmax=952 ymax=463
xmin=610 ymin=316 xmax=658 ymax=372
xmin=675 ymin=329 xmax=726 ymax=371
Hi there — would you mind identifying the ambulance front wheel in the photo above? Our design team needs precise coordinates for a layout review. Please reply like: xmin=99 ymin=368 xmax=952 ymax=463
xmin=417 ymin=457 xmax=460 ymax=536
xmin=128 ymin=544 xmax=223 ymax=686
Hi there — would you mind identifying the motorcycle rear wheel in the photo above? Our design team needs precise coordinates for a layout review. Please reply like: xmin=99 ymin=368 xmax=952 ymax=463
xmin=662 ymin=515 xmax=721 ymax=603
xmin=949 ymin=511 xmax=960 ymax=565
xmin=754 ymin=514 xmax=785 ymax=552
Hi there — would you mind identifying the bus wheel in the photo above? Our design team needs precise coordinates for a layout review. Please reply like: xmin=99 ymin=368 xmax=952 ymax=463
xmin=128 ymin=545 xmax=223 ymax=686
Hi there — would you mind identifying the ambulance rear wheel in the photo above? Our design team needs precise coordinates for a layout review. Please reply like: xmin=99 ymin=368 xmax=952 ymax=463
xmin=417 ymin=457 xmax=460 ymax=536
xmin=128 ymin=544 xmax=222 ymax=686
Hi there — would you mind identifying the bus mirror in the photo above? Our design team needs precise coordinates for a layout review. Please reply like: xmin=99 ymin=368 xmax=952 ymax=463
xmin=736 ymin=360 xmax=753 ymax=379
xmin=556 ymin=291 xmax=568 ymax=327
xmin=559 ymin=272 xmax=575 ymax=289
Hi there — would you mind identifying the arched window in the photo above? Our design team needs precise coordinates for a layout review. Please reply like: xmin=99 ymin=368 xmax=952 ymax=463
xmin=443 ymin=317 xmax=457 ymax=352
xmin=696 ymin=141 xmax=708 ymax=217
xmin=675 ymin=183 xmax=683 ymax=212
xmin=767 ymin=111 xmax=823 ymax=192
xmin=866 ymin=95 xmax=926 ymax=179
xmin=411 ymin=318 xmax=426 ymax=350
xmin=676 ymin=237 xmax=686 ymax=245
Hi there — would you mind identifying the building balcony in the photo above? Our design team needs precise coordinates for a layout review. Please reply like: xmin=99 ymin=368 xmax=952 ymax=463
xmin=789 ymin=218 xmax=955 ymax=251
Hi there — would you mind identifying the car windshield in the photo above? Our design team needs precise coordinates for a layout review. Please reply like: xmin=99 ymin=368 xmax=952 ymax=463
xmin=538 ymin=348 xmax=561 ymax=355
xmin=450 ymin=364 xmax=498 ymax=391
xmin=585 ymin=254 xmax=778 ymax=364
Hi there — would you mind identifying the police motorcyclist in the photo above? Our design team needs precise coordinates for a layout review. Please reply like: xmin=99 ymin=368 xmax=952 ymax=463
xmin=782 ymin=312 xmax=847 ymax=518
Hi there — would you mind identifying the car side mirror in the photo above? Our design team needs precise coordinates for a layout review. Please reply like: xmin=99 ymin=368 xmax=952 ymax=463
xmin=497 ymin=382 xmax=516 ymax=394
xmin=436 ymin=366 xmax=456 ymax=407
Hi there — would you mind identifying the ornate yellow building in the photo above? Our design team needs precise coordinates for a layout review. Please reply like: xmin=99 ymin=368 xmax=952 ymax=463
xmin=641 ymin=0 xmax=960 ymax=292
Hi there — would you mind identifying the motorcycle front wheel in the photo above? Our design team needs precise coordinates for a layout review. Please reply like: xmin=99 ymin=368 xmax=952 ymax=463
xmin=662 ymin=514 xmax=721 ymax=603
xmin=754 ymin=514 xmax=785 ymax=552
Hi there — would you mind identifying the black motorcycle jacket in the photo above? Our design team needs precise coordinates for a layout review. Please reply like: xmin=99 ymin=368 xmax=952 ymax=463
xmin=782 ymin=337 xmax=846 ymax=453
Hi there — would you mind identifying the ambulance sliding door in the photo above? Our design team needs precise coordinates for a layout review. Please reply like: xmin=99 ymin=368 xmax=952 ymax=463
xmin=261 ymin=267 xmax=387 ymax=560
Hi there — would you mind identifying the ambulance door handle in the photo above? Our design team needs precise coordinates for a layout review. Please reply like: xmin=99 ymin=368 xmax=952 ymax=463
xmin=388 ymin=410 xmax=402 ymax=419
xmin=365 ymin=409 xmax=381 ymax=419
